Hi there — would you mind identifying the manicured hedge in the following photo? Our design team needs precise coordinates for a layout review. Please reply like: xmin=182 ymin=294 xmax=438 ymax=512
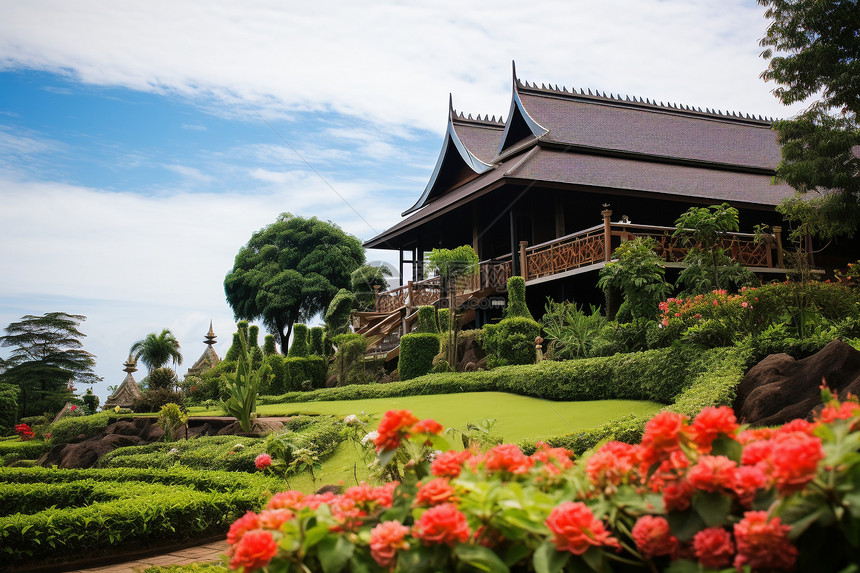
xmin=261 ymin=346 xmax=699 ymax=405
xmin=0 ymin=467 xmax=280 ymax=566
xmin=49 ymin=412 xmax=126 ymax=446
xmin=484 ymin=316 xmax=540 ymax=366
xmin=0 ymin=439 xmax=51 ymax=466
xmin=99 ymin=436 xmax=266 ymax=472
xmin=266 ymin=355 xmax=327 ymax=393
xmin=520 ymin=346 xmax=750 ymax=455
xmin=398 ymin=333 xmax=440 ymax=380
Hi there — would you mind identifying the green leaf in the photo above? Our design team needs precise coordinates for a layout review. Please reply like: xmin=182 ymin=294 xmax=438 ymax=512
xmin=378 ymin=448 xmax=397 ymax=468
xmin=665 ymin=559 xmax=701 ymax=573
xmin=667 ymin=509 xmax=706 ymax=542
xmin=317 ymin=535 xmax=354 ymax=573
xmin=502 ymin=543 xmax=532 ymax=567
xmin=302 ymin=523 xmax=330 ymax=551
xmin=692 ymin=490 xmax=732 ymax=527
xmin=454 ymin=543 xmax=510 ymax=573
xmin=709 ymin=436 xmax=742 ymax=463
xmin=533 ymin=541 xmax=569 ymax=573
xmin=580 ymin=547 xmax=604 ymax=572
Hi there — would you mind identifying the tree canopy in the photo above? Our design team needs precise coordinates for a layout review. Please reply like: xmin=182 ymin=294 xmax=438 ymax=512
xmin=759 ymin=0 xmax=860 ymax=234
xmin=224 ymin=213 xmax=364 ymax=351
xmin=0 ymin=312 xmax=101 ymax=417
xmin=350 ymin=264 xmax=392 ymax=312
xmin=130 ymin=329 xmax=182 ymax=373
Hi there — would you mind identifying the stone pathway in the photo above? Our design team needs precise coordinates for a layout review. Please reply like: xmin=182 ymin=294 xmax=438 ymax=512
xmin=66 ymin=540 xmax=228 ymax=573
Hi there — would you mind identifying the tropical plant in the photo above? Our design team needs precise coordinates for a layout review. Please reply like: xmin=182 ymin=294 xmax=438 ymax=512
xmin=156 ymin=402 xmax=187 ymax=441
xmin=427 ymin=245 xmax=480 ymax=370
xmin=0 ymin=312 xmax=101 ymax=417
xmin=597 ymin=237 xmax=670 ymax=321
xmin=351 ymin=264 xmax=393 ymax=312
xmin=220 ymin=334 xmax=272 ymax=433
xmin=541 ymin=300 xmax=614 ymax=360
xmin=673 ymin=203 xmax=756 ymax=294
xmin=130 ymin=329 xmax=182 ymax=373
xmin=224 ymin=213 xmax=365 ymax=351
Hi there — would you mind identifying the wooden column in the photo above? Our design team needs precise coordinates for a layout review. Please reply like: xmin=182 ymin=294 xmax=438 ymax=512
xmin=509 ymin=209 xmax=519 ymax=277
xmin=373 ymin=285 xmax=380 ymax=312
xmin=407 ymin=281 xmax=414 ymax=308
xmin=773 ymin=226 xmax=784 ymax=268
xmin=554 ymin=198 xmax=565 ymax=238
xmin=601 ymin=208 xmax=613 ymax=261
xmin=519 ymin=241 xmax=529 ymax=279
xmin=472 ymin=203 xmax=480 ymax=256
xmin=398 ymin=250 xmax=405 ymax=286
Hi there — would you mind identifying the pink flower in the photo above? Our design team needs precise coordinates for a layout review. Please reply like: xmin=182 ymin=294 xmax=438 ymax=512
xmin=631 ymin=515 xmax=677 ymax=558
xmin=413 ymin=504 xmax=470 ymax=546
xmin=254 ymin=453 xmax=272 ymax=471
xmin=733 ymin=511 xmax=797 ymax=571
xmin=693 ymin=527 xmax=734 ymax=569
xmin=370 ymin=521 xmax=410 ymax=568
xmin=229 ymin=529 xmax=278 ymax=572
xmin=545 ymin=502 xmax=620 ymax=555
xmin=431 ymin=450 xmax=472 ymax=478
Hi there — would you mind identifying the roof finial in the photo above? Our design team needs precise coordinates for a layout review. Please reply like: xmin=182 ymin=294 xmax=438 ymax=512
xmin=205 ymin=320 xmax=216 ymax=346
xmin=511 ymin=60 xmax=518 ymax=88
xmin=123 ymin=353 xmax=137 ymax=373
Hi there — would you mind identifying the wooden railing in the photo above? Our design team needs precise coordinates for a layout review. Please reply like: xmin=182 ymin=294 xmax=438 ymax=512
xmin=524 ymin=224 xmax=606 ymax=281
xmin=374 ymin=217 xmax=782 ymax=312
xmin=374 ymin=258 xmax=513 ymax=313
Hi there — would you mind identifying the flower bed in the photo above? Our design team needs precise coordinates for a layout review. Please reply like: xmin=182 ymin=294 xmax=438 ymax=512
xmin=226 ymin=391 xmax=860 ymax=572
xmin=0 ymin=467 xmax=281 ymax=566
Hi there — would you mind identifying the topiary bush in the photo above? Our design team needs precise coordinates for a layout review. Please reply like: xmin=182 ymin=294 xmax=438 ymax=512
xmin=504 ymin=276 xmax=532 ymax=319
xmin=263 ymin=334 xmax=277 ymax=357
xmin=330 ymin=334 xmax=369 ymax=386
xmin=484 ymin=316 xmax=540 ymax=367
xmin=324 ymin=289 xmax=354 ymax=337
xmin=437 ymin=308 xmax=450 ymax=333
xmin=309 ymin=327 xmax=326 ymax=357
xmin=398 ymin=333 xmax=440 ymax=380
xmin=288 ymin=324 xmax=309 ymax=357
xmin=414 ymin=305 xmax=438 ymax=334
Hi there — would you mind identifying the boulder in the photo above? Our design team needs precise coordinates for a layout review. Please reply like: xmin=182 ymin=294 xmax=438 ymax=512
xmin=734 ymin=340 xmax=860 ymax=426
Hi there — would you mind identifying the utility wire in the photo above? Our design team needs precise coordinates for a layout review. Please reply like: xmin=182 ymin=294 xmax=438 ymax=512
xmin=254 ymin=111 xmax=378 ymax=235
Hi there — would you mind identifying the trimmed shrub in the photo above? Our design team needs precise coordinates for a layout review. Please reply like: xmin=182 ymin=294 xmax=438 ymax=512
xmin=0 ymin=440 xmax=51 ymax=466
xmin=324 ymin=289 xmax=354 ymax=336
xmin=263 ymin=335 xmax=277 ymax=357
xmin=398 ymin=333 xmax=440 ymax=380
xmin=288 ymin=324 xmax=309 ymax=357
xmin=484 ymin=316 xmax=540 ymax=366
xmin=224 ymin=321 xmax=249 ymax=361
xmin=147 ymin=367 xmax=178 ymax=391
xmin=504 ymin=276 xmax=532 ymax=319
xmin=309 ymin=327 xmax=326 ymax=357
xmin=437 ymin=308 xmax=450 ymax=333
xmin=133 ymin=388 xmax=185 ymax=413
xmin=266 ymin=355 xmax=327 ymax=393
xmin=0 ymin=383 xmax=20 ymax=436
xmin=48 ymin=412 xmax=117 ymax=446
xmin=100 ymin=436 xmax=267 ymax=472
xmin=0 ymin=467 xmax=279 ymax=566
xmin=414 ymin=306 xmax=438 ymax=334
xmin=331 ymin=334 xmax=369 ymax=386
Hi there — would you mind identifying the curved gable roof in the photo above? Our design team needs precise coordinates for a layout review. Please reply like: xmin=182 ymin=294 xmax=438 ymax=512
xmin=402 ymin=97 xmax=496 ymax=216
xmin=497 ymin=63 xmax=548 ymax=155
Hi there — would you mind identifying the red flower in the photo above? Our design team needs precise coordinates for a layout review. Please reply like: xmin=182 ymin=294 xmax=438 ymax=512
xmin=254 ymin=453 xmax=272 ymax=471
xmin=414 ymin=478 xmax=457 ymax=507
xmin=431 ymin=450 xmax=472 ymax=478
xmin=227 ymin=511 xmax=260 ymax=544
xmin=586 ymin=441 xmax=638 ymax=487
xmin=257 ymin=509 xmax=293 ymax=530
xmin=70 ymin=405 xmax=77 ymax=411
xmin=730 ymin=465 xmax=767 ymax=507
xmin=545 ymin=502 xmax=620 ymax=555
xmin=662 ymin=479 xmax=695 ymax=512
xmin=370 ymin=520 xmax=410 ymax=568
xmin=733 ymin=511 xmax=797 ymax=571
xmin=530 ymin=442 xmax=574 ymax=474
xmin=818 ymin=400 xmax=860 ymax=424
xmin=687 ymin=455 xmax=737 ymax=493
xmin=692 ymin=527 xmax=734 ymax=569
xmin=482 ymin=443 xmax=533 ymax=474
xmin=413 ymin=503 xmax=470 ymax=546
xmin=769 ymin=433 xmax=824 ymax=494
xmin=689 ymin=406 xmax=738 ymax=451
xmin=229 ymin=529 xmax=278 ymax=572
xmin=374 ymin=410 xmax=419 ymax=453
xmin=631 ymin=515 xmax=678 ymax=558
xmin=14 ymin=423 xmax=35 ymax=441
xmin=412 ymin=418 xmax=443 ymax=435
xmin=266 ymin=490 xmax=304 ymax=510
xmin=641 ymin=412 xmax=688 ymax=457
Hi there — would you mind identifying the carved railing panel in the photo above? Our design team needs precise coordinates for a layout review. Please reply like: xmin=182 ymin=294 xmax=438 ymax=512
xmin=377 ymin=286 xmax=408 ymax=313
xmin=525 ymin=230 xmax=605 ymax=280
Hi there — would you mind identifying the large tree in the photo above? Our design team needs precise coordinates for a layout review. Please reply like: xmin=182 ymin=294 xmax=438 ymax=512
xmin=130 ymin=329 xmax=183 ymax=372
xmin=0 ymin=312 xmax=101 ymax=417
xmin=224 ymin=213 xmax=365 ymax=351
xmin=759 ymin=0 xmax=860 ymax=235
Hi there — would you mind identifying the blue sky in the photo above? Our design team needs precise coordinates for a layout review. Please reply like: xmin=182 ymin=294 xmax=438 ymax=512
xmin=0 ymin=0 xmax=807 ymax=402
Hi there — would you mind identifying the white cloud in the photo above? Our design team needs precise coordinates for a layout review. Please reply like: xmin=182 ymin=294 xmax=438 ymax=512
xmin=163 ymin=163 xmax=215 ymax=183
xmin=0 ymin=0 xmax=808 ymax=136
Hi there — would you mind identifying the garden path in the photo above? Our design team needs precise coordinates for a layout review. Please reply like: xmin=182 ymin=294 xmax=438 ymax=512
xmin=67 ymin=539 xmax=228 ymax=572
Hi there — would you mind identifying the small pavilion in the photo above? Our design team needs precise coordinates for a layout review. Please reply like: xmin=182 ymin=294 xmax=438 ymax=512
xmin=104 ymin=354 xmax=142 ymax=410
xmin=185 ymin=321 xmax=221 ymax=377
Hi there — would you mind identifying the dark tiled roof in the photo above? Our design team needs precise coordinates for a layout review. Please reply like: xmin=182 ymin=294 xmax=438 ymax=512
xmin=452 ymin=116 xmax=505 ymax=164
xmin=509 ymin=148 xmax=795 ymax=206
xmin=518 ymin=89 xmax=782 ymax=171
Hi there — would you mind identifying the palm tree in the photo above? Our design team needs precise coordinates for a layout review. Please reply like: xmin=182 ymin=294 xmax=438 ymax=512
xmin=130 ymin=329 xmax=183 ymax=373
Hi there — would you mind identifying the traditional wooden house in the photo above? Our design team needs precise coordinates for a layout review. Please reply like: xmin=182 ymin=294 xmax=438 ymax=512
xmin=359 ymin=64 xmax=827 ymax=358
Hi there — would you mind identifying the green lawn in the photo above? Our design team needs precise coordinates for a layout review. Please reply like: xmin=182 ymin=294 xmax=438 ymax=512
xmin=251 ymin=392 xmax=662 ymax=444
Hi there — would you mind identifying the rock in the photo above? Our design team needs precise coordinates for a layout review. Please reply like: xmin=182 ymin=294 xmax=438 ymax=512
xmin=734 ymin=340 xmax=860 ymax=426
